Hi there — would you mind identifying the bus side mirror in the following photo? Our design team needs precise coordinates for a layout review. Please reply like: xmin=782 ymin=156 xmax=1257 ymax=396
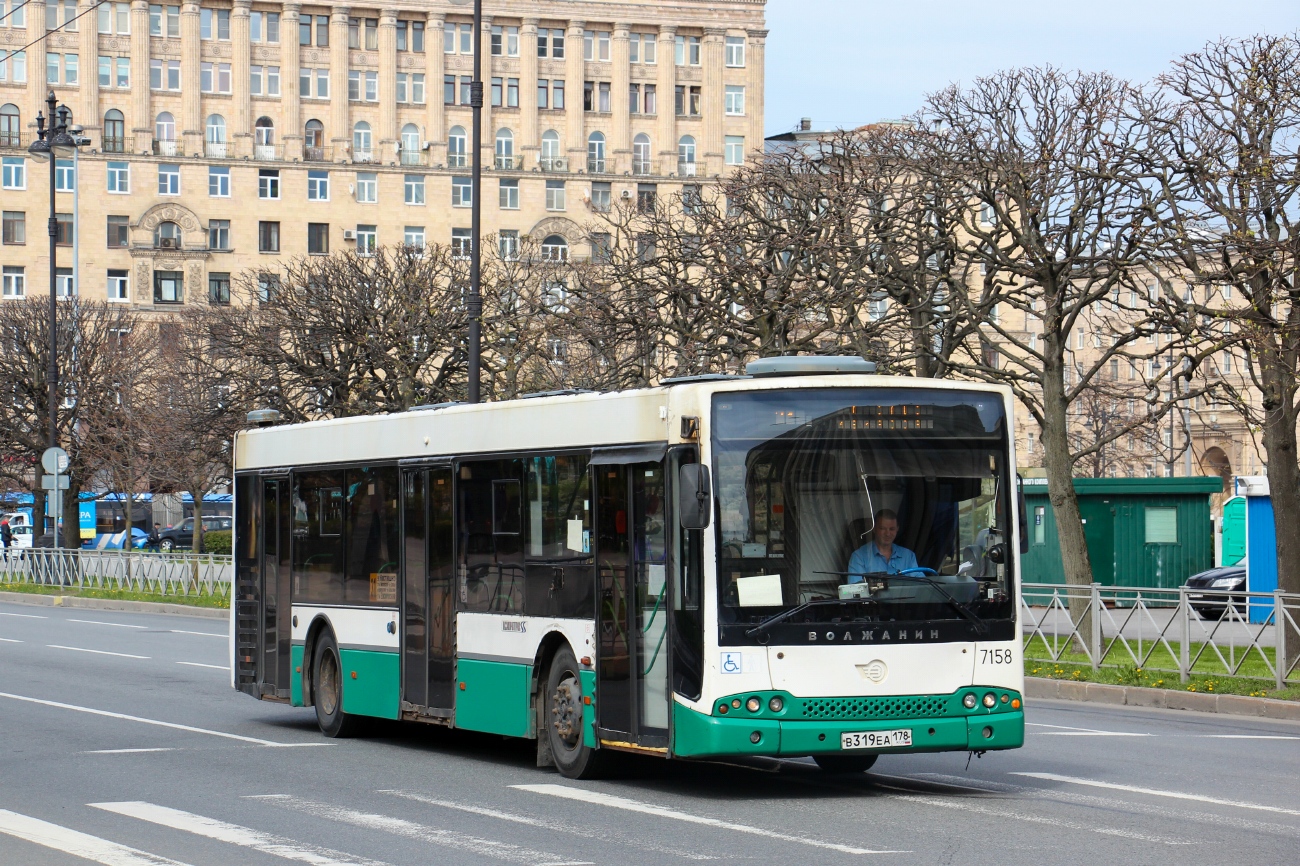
xmin=678 ymin=464 xmax=712 ymax=530
xmin=1018 ymin=485 xmax=1029 ymax=555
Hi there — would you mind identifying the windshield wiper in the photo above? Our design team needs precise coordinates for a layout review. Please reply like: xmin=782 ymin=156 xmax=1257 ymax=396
xmin=822 ymin=570 xmax=990 ymax=636
xmin=744 ymin=598 xmax=874 ymax=638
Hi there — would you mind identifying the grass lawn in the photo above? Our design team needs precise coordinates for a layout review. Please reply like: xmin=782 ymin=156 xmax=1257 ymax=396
xmin=0 ymin=581 xmax=229 ymax=610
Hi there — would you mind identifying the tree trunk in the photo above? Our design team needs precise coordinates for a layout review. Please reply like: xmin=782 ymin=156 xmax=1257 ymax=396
xmin=1259 ymin=379 xmax=1300 ymax=673
xmin=62 ymin=483 xmax=80 ymax=549
xmin=1040 ymin=371 xmax=1097 ymax=657
xmin=191 ymin=495 xmax=204 ymax=554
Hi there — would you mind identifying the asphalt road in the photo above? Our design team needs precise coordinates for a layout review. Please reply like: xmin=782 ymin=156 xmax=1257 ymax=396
xmin=1 ymin=599 xmax=1298 ymax=866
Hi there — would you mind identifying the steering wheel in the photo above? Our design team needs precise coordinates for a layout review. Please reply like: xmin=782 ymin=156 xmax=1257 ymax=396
xmin=897 ymin=567 xmax=938 ymax=576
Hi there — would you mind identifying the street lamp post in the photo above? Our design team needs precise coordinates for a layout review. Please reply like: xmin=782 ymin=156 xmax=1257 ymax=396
xmin=449 ymin=0 xmax=483 ymax=403
xmin=28 ymin=91 xmax=83 ymax=542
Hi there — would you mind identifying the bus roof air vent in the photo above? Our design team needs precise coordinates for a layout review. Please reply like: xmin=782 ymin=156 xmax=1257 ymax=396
xmin=409 ymin=402 xmax=465 ymax=412
xmin=745 ymin=356 xmax=878 ymax=377
xmin=659 ymin=374 xmax=748 ymax=386
xmin=516 ymin=388 xmax=598 ymax=400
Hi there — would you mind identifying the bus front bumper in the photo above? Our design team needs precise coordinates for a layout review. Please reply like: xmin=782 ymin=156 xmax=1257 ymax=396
xmin=671 ymin=695 xmax=1024 ymax=759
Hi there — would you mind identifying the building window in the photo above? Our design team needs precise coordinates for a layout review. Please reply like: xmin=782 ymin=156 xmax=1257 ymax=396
xmin=637 ymin=183 xmax=657 ymax=213
xmin=208 ymin=219 xmax=230 ymax=250
xmin=158 ymin=163 xmax=180 ymax=196
xmin=678 ymin=135 xmax=696 ymax=170
xmin=208 ymin=272 xmax=230 ymax=305
xmin=0 ymin=52 xmax=27 ymax=85
xmin=307 ymin=170 xmax=329 ymax=201
xmin=725 ymin=36 xmax=746 ymax=67
xmin=1 ymin=211 xmax=23 ymax=245
xmin=499 ymin=178 xmax=519 ymax=209
xmin=53 ymin=267 xmax=73 ymax=298
xmin=200 ymin=8 xmax=230 ymax=40
xmin=491 ymin=25 xmax=519 ymax=57
xmin=682 ymin=184 xmax=703 ymax=216
xmin=208 ymin=166 xmax=230 ymax=197
xmin=54 ymin=213 xmax=72 ymax=246
xmin=404 ymin=174 xmax=425 ymax=205
xmin=257 ymin=273 xmax=280 ymax=302
xmin=632 ymin=135 xmax=651 ymax=175
xmin=587 ymin=132 xmax=605 ymax=172
xmin=402 ymin=226 xmax=424 ymax=250
xmin=250 ymin=11 xmax=279 ymax=43
xmin=675 ymin=34 xmax=700 ymax=66
xmin=356 ymin=224 xmax=376 ymax=255
xmin=201 ymin=61 xmax=231 ymax=93
xmin=250 ymin=65 xmax=281 ymax=96
xmin=451 ymin=228 xmax=471 ymax=258
xmin=155 ymin=112 xmax=176 ymax=143
xmin=541 ymin=234 xmax=568 ymax=262
xmin=583 ymin=81 xmax=611 ymax=113
xmin=537 ymin=28 xmax=564 ymax=58
xmin=107 ymin=215 xmax=129 ymax=247
xmin=115 ymin=57 xmax=128 ymax=88
xmin=149 ymin=58 xmax=180 ymax=90
xmin=1 ymin=157 xmax=25 ymax=190
xmin=258 ymin=169 xmax=280 ymax=200
xmin=2 ymin=266 xmax=26 ymax=298
xmin=258 ymin=221 xmax=280 ymax=252
xmin=452 ymin=176 xmax=472 ymax=207
xmin=397 ymin=72 xmax=425 ymax=103
xmin=352 ymin=121 xmax=372 ymax=158
xmin=107 ymin=269 xmax=130 ymax=301
xmin=448 ymin=127 xmax=467 ymax=167
xmin=589 ymin=182 xmax=611 ymax=213
xmin=629 ymin=33 xmax=657 ymax=64
xmin=725 ymin=85 xmax=745 ymax=116
xmin=498 ymin=229 xmax=519 ymax=260
xmin=153 ymin=220 xmax=179 ymax=249
xmin=725 ymin=135 xmax=745 ymax=166
xmin=591 ymin=232 xmax=612 ymax=263
xmin=545 ymin=180 xmax=566 ymax=211
xmin=355 ymin=171 xmax=377 ymax=203
xmin=583 ymin=29 xmax=610 ymax=61
xmin=307 ymin=222 xmax=329 ymax=254
xmin=396 ymin=20 xmax=424 ymax=52
xmin=1144 ymin=507 xmax=1178 ymax=544
xmin=153 ymin=270 xmax=183 ymax=304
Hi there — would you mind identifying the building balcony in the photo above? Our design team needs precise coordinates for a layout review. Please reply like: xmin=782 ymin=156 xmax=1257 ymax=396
xmin=446 ymin=152 xmax=468 ymax=168
xmin=587 ymin=158 xmax=606 ymax=174
xmin=631 ymin=158 xmax=652 ymax=176
xmin=539 ymin=156 xmax=569 ymax=172
xmin=495 ymin=154 xmax=523 ymax=170
xmin=153 ymin=140 xmax=179 ymax=156
xmin=303 ymin=144 xmax=327 ymax=161
xmin=0 ymin=132 xmax=22 ymax=149
xmin=399 ymin=149 xmax=426 ymax=166
xmin=100 ymin=136 xmax=129 ymax=154
xmin=352 ymin=149 xmax=374 ymax=163
xmin=205 ymin=141 xmax=228 ymax=159
xmin=254 ymin=144 xmax=277 ymax=161
xmin=678 ymin=161 xmax=697 ymax=177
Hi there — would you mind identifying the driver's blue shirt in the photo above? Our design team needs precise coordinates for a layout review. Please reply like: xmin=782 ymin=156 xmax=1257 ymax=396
xmin=847 ymin=542 xmax=919 ymax=581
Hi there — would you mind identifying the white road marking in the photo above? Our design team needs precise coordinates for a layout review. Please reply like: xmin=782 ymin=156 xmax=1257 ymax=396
xmin=85 ymin=748 xmax=177 ymax=754
xmin=48 ymin=644 xmax=150 ymax=659
xmin=0 ymin=611 xmax=46 ymax=618
xmin=0 ymin=637 xmax=22 ymax=642
xmin=1013 ymin=772 xmax=1300 ymax=817
xmin=0 ymin=691 xmax=296 ymax=747
xmin=92 ymin=801 xmax=391 ymax=866
xmin=251 ymin=794 xmax=594 ymax=865
xmin=169 ymin=630 xmax=226 ymax=637
xmin=514 ymin=783 xmax=903 ymax=855
xmin=380 ymin=788 xmax=718 ymax=860
xmin=1200 ymin=735 xmax=1300 ymax=740
xmin=871 ymin=782 xmax=1193 ymax=845
xmin=0 ymin=808 xmax=192 ymax=865
xmin=69 ymin=619 xmax=149 ymax=629
xmin=176 ymin=662 xmax=229 ymax=670
xmin=1026 ymin=722 xmax=1150 ymax=737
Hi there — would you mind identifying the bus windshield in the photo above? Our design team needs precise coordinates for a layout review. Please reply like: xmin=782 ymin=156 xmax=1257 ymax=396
xmin=712 ymin=388 xmax=1015 ymax=641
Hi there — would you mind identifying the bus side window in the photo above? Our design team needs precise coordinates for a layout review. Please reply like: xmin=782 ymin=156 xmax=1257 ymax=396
xmin=669 ymin=448 xmax=703 ymax=701
xmin=458 ymin=459 xmax=524 ymax=612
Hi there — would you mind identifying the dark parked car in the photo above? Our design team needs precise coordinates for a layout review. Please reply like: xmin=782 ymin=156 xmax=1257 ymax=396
xmin=1183 ymin=566 xmax=1247 ymax=619
xmin=158 ymin=516 xmax=232 ymax=552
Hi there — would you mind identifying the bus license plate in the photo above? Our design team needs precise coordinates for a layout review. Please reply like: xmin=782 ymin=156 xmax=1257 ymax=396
xmin=841 ymin=729 xmax=912 ymax=750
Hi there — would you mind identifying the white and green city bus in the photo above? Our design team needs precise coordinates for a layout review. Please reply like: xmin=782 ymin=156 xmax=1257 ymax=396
xmin=230 ymin=357 xmax=1025 ymax=778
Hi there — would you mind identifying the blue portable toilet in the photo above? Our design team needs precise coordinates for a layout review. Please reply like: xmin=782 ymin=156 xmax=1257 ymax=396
xmin=1234 ymin=476 xmax=1277 ymax=623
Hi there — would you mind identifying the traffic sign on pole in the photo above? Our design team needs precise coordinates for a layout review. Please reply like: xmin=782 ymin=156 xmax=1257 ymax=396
xmin=41 ymin=447 xmax=69 ymax=474
xmin=40 ymin=474 xmax=70 ymax=490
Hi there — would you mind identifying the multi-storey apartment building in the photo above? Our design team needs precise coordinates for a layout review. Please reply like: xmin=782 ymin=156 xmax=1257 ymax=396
xmin=0 ymin=0 xmax=767 ymax=307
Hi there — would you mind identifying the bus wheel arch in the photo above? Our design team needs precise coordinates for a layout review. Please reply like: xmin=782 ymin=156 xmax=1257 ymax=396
xmin=540 ymin=642 xmax=608 ymax=779
xmin=301 ymin=615 xmax=332 ymax=707
xmin=309 ymin=623 xmax=361 ymax=738
xmin=532 ymin=631 xmax=576 ymax=767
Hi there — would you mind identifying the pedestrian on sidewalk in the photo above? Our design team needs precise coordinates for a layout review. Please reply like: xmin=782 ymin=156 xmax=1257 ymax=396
xmin=0 ymin=518 xmax=10 ymax=561
xmin=145 ymin=523 xmax=162 ymax=553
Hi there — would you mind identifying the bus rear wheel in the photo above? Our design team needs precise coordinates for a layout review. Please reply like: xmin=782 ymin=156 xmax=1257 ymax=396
xmin=545 ymin=646 xmax=607 ymax=779
xmin=813 ymin=753 xmax=878 ymax=773
xmin=313 ymin=632 xmax=361 ymax=738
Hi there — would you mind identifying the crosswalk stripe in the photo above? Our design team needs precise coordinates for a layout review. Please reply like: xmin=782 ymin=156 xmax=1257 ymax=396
xmin=0 ymin=808 xmax=192 ymax=866
xmin=249 ymin=794 xmax=594 ymax=865
xmin=513 ymin=784 xmax=902 ymax=855
xmin=90 ymin=802 xmax=392 ymax=866
xmin=1011 ymin=772 xmax=1300 ymax=817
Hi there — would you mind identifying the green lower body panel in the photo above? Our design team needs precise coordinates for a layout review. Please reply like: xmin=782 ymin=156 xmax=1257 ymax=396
xmin=290 ymin=645 xmax=305 ymax=707
xmin=580 ymin=669 xmax=597 ymax=748
xmin=455 ymin=658 xmax=532 ymax=737
xmin=673 ymin=695 xmax=1024 ymax=759
xmin=338 ymin=649 xmax=401 ymax=720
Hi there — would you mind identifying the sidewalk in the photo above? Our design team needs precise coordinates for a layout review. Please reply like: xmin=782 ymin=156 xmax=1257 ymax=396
xmin=1026 ymin=676 xmax=1300 ymax=721
xmin=0 ymin=590 xmax=229 ymax=620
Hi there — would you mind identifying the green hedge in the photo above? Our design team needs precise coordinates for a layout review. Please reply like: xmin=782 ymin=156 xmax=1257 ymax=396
xmin=203 ymin=529 xmax=232 ymax=555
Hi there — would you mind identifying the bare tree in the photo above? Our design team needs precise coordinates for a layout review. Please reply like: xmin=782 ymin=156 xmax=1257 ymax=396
xmin=1137 ymin=34 xmax=1300 ymax=663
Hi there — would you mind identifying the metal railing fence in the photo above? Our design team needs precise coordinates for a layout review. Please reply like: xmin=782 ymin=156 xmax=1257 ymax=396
xmin=1021 ymin=582 xmax=1300 ymax=690
xmin=1 ymin=549 xmax=232 ymax=600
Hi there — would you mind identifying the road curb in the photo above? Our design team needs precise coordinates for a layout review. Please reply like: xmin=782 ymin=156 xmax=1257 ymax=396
xmin=1025 ymin=676 xmax=1300 ymax=721
xmin=0 ymin=590 xmax=229 ymax=620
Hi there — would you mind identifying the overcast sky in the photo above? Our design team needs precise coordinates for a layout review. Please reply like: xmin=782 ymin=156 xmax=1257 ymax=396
xmin=763 ymin=0 xmax=1298 ymax=136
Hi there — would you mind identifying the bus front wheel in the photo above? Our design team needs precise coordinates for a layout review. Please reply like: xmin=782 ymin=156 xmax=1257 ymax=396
xmin=813 ymin=753 xmax=878 ymax=773
xmin=545 ymin=646 xmax=606 ymax=779
xmin=313 ymin=631 xmax=361 ymax=738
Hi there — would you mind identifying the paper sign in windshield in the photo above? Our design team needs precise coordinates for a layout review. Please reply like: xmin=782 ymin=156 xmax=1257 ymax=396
xmin=737 ymin=573 xmax=783 ymax=607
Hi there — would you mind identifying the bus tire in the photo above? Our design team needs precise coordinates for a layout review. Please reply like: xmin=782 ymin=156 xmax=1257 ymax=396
xmin=813 ymin=753 xmax=878 ymax=774
xmin=544 ymin=646 xmax=606 ymax=779
xmin=313 ymin=631 xmax=361 ymax=738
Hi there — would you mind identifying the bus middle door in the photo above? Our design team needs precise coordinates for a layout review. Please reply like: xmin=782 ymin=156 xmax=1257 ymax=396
xmin=401 ymin=465 xmax=456 ymax=717
xmin=595 ymin=457 xmax=670 ymax=750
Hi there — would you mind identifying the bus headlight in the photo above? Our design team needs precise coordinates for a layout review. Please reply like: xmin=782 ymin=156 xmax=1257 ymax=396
xmin=768 ymin=696 xmax=784 ymax=712
xmin=983 ymin=693 xmax=997 ymax=708
xmin=746 ymin=697 xmax=761 ymax=713
xmin=963 ymin=693 xmax=978 ymax=709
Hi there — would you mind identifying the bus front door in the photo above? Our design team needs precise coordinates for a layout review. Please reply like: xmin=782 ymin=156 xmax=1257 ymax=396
xmin=595 ymin=461 xmax=670 ymax=750
xmin=402 ymin=465 xmax=456 ymax=716
xmin=260 ymin=477 xmax=291 ymax=699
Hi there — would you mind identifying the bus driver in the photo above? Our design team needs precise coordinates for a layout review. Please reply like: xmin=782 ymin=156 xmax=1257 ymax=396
xmin=847 ymin=508 xmax=918 ymax=580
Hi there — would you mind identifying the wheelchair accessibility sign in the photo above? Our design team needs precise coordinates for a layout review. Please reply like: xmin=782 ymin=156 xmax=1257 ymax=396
xmin=721 ymin=652 xmax=743 ymax=674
